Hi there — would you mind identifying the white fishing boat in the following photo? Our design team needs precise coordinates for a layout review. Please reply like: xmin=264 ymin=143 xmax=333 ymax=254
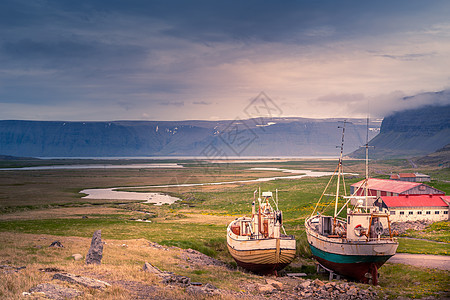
xmin=305 ymin=121 xmax=398 ymax=285
xmin=227 ymin=190 xmax=296 ymax=275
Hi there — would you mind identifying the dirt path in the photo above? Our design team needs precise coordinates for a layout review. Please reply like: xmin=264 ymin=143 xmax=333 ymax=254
xmin=388 ymin=253 xmax=450 ymax=271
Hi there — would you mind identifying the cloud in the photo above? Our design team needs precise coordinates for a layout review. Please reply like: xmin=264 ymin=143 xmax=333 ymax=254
xmin=192 ymin=101 xmax=212 ymax=105
xmin=158 ymin=101 xmax=184 ymax=107
xmin=303 ymin=90 xmax=450 ymax=119
xmin=0 ymin=1 xmax=449 ymax=121
xmin=375 ymin=52 xmax=435 ymax=61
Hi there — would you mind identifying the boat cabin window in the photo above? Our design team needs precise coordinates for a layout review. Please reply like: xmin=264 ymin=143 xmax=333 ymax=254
xmin=319 ymin=216 xmax=332 ymax=236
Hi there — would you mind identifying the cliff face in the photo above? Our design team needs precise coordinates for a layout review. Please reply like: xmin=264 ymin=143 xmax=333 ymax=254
xmin=350 ymin=104 xmax=450 ymax=159
xmin=0 ymin=118 xmax=376 ymax=157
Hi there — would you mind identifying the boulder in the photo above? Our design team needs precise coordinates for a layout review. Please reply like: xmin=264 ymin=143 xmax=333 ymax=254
xmin=265 ymin=278 xmax=283 ymax=290
xmin=298 ymin=280 xmax=311 ymax=289
xmin=53 ymin=273 xmax=110 ymax=289
xmin=313 ymin=278 xmax=325 ymax=287
xmin=49 ymin=241 xmax=64 ymax=248
xmin=85 ymin=230 xmax=103 ymax=265
xmin=71 ymin=254 xmax=83 ymax=261
xmin=28 ymin=283 xmax=82 ymax=299
xmin=142 ymin=262 xmax=164 ymax=275
xmin=256 ymin=283 xmax=276 ymax=294
xmin=142 ymin=262 xmax=191 ymax=286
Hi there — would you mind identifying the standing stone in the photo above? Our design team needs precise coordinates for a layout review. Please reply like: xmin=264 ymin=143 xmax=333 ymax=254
xmin=85 ymin=230 xmax=103 ymax=265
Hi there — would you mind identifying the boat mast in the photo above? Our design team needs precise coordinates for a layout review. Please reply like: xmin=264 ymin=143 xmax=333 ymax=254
xmin=364 ymin=117 xmax=369 ymax=211
xmin=334 ymin=121 xmax=346 ymax=218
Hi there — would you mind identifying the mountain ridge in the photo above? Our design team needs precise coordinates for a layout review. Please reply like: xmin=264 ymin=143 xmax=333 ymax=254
xmin=349 ymin=104 xmax=450 ymax=159
xmin=0 ymin=118 xmax=378 ymax=158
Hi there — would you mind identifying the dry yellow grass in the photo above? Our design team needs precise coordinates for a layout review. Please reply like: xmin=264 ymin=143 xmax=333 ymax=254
xmin=0 ymin=207 xmax=133 ymax=221
xmin=0 ymin=232 xmax=260 ymax=299
xmin=160 ymin=213 xmax=237 ymax=225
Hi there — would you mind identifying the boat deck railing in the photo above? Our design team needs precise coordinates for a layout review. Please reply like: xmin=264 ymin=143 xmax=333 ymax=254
xmin=247 ymin=234 xmax=295 ymax=240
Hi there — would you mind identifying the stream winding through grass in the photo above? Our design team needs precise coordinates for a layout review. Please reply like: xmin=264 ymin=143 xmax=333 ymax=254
xmin=80 ymin=168 xmax=356 ymax=205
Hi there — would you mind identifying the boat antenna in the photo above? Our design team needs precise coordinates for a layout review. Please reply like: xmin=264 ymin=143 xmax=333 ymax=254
xmin=334 ymin=120 xmax=347 ymax=218
xmin=363 ymin=115 xmax=374 ymax=211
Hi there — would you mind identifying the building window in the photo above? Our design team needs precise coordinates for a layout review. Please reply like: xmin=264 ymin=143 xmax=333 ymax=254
xmin=390 ymin=211 xmax=395 ymax=215
xmin=419 ymin=185 xmax=426 ymax=191
xmin=400 ymin=211 xmax=404 ymax=215
xmin=417 ymin=211 xmax=422 ymax=215
xmin=408 ymin=211 xmax=413 ymax=215
xmin=435 ymin=211 xmax=439 ymax=214
xmin=426 ymin=211 xmax=431 ymax=215
xmin=444 ymin=211 xmax=448 ymax=215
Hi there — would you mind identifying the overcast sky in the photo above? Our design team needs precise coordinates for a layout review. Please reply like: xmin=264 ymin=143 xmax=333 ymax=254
xmin=1 ymin=0 xmax=450 ymax=121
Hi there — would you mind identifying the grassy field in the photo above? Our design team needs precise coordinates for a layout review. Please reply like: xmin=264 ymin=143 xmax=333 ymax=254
xmin=0 ymin=158 xmax=449 ymax=299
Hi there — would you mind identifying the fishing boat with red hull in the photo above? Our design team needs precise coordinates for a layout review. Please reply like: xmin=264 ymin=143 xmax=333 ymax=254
xmin=305 ymin=121 xmax=398 ymax=284
xmin=227 ymin=190 xmax=296 ymax=275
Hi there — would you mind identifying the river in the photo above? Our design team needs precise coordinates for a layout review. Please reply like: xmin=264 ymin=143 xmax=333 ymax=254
xmin=80 ymin=167 xmax=353 ymax=205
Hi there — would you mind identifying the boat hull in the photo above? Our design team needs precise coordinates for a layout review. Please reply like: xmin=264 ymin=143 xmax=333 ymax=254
xmin=305 ymin=218 xmax=398 ymax=283
xmin=227 ymin=231 xmax=296 ymax=275
xmin=310 ymin=244 xmax=393 ymax=282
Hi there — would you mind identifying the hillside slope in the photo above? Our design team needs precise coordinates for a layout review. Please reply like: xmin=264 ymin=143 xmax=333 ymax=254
xmin=350 ymin=104 xmax=450 ymax=159
xmin=414 ymin=144 xmax=450 ymax=167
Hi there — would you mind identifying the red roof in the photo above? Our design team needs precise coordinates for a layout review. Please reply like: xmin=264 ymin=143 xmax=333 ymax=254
xmin=380 ymin=195 xmax=449 ymax=208
xmin=441 ymin=196 xmax=450 ymax=204
xmin=351 ymin=178 xmax=422 ymax=194
xmin=399 ymin=173 xmax=416 ymax=178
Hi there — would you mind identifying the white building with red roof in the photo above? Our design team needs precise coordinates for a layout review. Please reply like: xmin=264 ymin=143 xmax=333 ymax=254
xmin=375 ymin=195 xmax=449 ymax=222
xmin=350 ymin=178 xmax=444 ymax=198
xmin=390 ymin=173 xmax=431 ymax=182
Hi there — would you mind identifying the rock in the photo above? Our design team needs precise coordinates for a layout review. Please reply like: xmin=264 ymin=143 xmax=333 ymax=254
xmin=142 ymin=262 xmax=191 ymax=286
xmin=49 ymin=241 xmax=64 ymax=248
xmin=265 ymin=278 xmax=283 ymax=290
xmin=313 ymin=278 xmax=325 ymax=287
xmin=348 ymin=286 xmax=358 ymax=296
xmin=204 ymin=283 xmax=217 ymax=290
xmin=181 ymin=248 xmax=228 ymax=268
xmin=142 ymin=262 xmax=164 ymax=275
xmin=298 ymin=280 xmax=311 ymax=289
xmin=85 ymin=230 xmax=103 ymax=265
xmin=162 ymin=274 xmax=191 ymax=285
xmin=53 ymin=273 xmax=110 ymax=289
xmin=28 ymin=283 xmax=83 ymax=299
xmin=256 ymin=283 xmax=276 ymax=294
xmin=0 ymin=264 xmax=26 ymax=273
xmin=71 ymin=254 xmax=83 ymax=261
xmin=39 ymin=267 xmax=64 ymax=273
xmin=186 ymin=284 xmax=221 ymax=297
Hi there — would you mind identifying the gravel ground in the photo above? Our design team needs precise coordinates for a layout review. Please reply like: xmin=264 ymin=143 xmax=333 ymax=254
xmin=388 ymin=253 xmax=450 ymax=271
